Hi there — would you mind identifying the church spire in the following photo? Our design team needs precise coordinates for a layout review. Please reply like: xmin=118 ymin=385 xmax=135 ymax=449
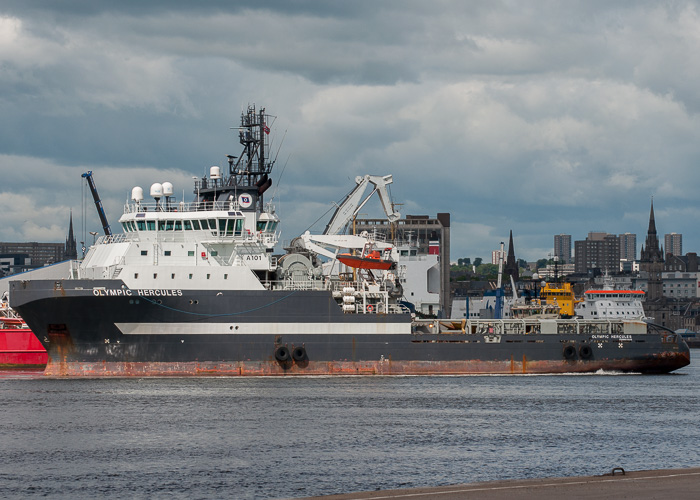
xmin=504 ymin=230 xmax=519 ymax=283
xmin=648 ymin=198 xmax=657 ymax=235
xmin=641 ymin=199 xmax=663 ymax=263
xmin=64 ymin=210 xmax=78 ymax=260
xmin=639 ymin=199 xmax=664 ymax=301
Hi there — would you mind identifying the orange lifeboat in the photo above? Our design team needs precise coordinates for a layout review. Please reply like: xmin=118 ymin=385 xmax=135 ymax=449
xmin=337 ymin=250 xmax=394 ymax=270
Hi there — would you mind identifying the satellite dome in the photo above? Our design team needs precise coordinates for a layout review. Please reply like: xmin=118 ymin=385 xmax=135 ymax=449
xmin=131 ymin=186 xmax=144 ymax=202
xmin=162 ymin=182 xmax=173 ymax=197
xmin=150 ymin=182 xmax=163 ymax=199
xmin=210 ymin=166 xmax=221 ymax=179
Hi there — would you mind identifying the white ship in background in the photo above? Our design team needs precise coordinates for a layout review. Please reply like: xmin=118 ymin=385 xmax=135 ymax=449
xmin=575 ymin=274 xmax=647 ymax=320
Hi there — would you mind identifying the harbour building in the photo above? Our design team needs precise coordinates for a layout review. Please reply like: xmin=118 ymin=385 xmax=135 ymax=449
xmin=665 ymin=233 xmax=682 ymax=257
xmin=491 ymin=249 xmax=505 ymax=265
xmin=574 ymin=232 xmax=620 ymax=275
xmin=0 ymin=213 xmax=77 ymax=277
xmin=554 ymin=234 xmax=571 ymax=264
xmin=619 ymin=233 xmax=637 ymax=261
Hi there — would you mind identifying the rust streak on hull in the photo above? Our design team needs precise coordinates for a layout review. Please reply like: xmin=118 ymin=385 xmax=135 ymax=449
xmin=42 ymin=351 xmax=691 ymax=377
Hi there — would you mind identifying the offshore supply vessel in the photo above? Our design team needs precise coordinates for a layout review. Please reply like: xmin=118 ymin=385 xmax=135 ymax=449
xmin=9 ymin=106 xmax=690 ymax=376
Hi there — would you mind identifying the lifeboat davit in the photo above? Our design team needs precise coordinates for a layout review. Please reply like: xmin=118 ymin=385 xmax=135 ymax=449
xmin=337 ymin=251 xmax=394 ymax=270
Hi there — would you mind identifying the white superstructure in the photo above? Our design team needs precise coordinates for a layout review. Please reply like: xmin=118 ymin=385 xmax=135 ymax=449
xmin=575 ymin=275 xmax=646 ymax=320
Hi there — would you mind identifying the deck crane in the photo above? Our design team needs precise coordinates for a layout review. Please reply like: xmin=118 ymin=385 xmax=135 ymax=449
xmin=301 ymin=174 xmax=401 ymax=259
xmin=81 ymin=171 xmax=112 ymax=236
xmin=323 ymin=175 xmax=400 ymax=235
xmin=494 ymin=241 xmax=505 ymax=319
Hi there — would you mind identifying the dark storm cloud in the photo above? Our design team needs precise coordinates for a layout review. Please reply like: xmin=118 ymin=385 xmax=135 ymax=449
xmin=2 ymin=1 xmax=700 ymax=260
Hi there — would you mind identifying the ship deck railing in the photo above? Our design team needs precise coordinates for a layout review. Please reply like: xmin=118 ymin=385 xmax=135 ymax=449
xmin=268 ymin=278 xmax=397 ymax=292
xmin=267 ymin=278 xmax=410 ymax=315
xmin=412 ymin=318 xmax=650 ymax=336
xmin=94 ymin=233 xmax=134 ymax=245
xmin=92 ymin=229 xmax=278 ymax=247
xmin=123 ymin=201 xmax=245 ymax=214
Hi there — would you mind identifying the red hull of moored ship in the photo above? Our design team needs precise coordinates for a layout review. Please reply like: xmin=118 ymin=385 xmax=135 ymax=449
xmin=0 ymin=327 xmax=48 ymax=370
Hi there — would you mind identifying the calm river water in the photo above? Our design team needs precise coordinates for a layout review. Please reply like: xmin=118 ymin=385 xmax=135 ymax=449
xmin=2 ymin=362 xmax=699 ymax=499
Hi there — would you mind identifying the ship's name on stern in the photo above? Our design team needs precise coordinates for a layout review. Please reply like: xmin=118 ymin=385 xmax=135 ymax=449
xmin=92 ymin=288 xmax=183 ymax=297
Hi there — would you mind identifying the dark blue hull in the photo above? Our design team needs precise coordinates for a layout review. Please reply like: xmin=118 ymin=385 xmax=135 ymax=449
xmin=10 ymin=279 xmax=690 ymax=376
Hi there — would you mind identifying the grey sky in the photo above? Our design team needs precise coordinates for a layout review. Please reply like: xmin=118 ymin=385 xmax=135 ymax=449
xmin=2 ymin=1 xmax=699 ymax=261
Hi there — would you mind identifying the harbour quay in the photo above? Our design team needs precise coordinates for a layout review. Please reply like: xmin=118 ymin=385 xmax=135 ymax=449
xmin=302 ymin=467 xmax=700 ymax=500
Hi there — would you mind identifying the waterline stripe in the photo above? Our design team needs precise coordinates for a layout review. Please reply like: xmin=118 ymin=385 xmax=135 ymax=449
xmin=115 ymin=322 xmax=411 ymax=335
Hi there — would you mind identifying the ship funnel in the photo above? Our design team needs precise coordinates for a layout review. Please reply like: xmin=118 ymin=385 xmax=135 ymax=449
xmin=131 ymin=186 xmax=144 ymax=202
xmin=255 ymin=174 xmax=269 ymax=188
xmin=210 ymin=166 xmax=221 ymax=179
xmin=258 ymin=177 xmax=272 ymax=195
xmin=150 ymin=182 xmax=163 ymax=200
xmin=162 ymin=182 xmax=174 ymax=197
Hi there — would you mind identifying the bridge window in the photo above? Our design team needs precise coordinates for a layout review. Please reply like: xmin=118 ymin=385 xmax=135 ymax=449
xmin=219 ymin=219 xmax=234 ymax=236
xmin=199 ymin=219 xmax=208 ymax=230
xmin=147 ymin=221 xmax=155 ymax=231
xmin=184 ymin=220 xmax=192 ymax=230
xmin=165 ymin=220 xmax=174 ymax=231
xmin=137 ymin=221 xmax=146 ymax=231
xmin=207 ymin=219 xmax=217 ymax=235
xmin=174 ymin=221 xmax=182 ymax=231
